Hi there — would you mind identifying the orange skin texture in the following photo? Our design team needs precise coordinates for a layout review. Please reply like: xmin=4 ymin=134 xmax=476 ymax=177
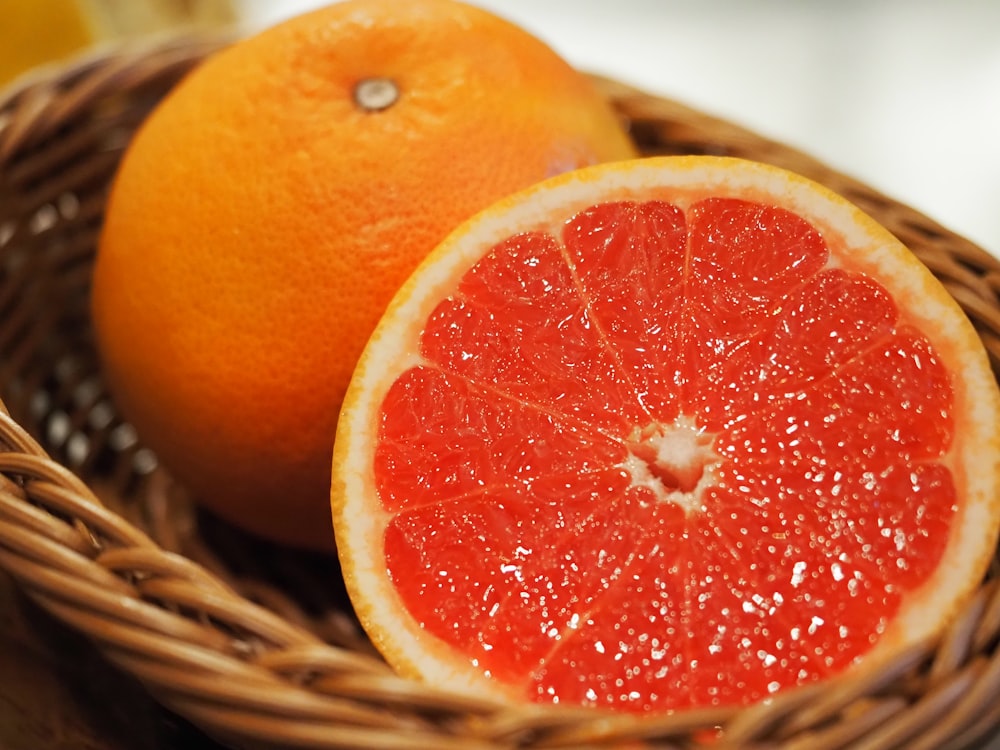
xmin=90 ymin=0 xmax=636 ymax=551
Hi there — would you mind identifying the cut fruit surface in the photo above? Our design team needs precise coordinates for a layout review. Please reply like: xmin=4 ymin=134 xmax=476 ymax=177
xmin=331 ymin=156 xmax=1000 ymax=713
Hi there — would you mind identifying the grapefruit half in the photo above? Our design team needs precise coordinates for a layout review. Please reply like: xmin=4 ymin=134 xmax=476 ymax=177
xmin=331 ymin=156 xmax=1000 ymax=713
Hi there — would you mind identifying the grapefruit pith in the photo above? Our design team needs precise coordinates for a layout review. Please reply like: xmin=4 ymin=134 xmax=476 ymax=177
xmin=331 ymin=156 xmax=1000 ymax=713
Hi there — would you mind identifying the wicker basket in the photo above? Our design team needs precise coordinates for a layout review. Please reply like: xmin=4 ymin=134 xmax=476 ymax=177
xmin=2 ymin=34 xmax=1000 ymax=750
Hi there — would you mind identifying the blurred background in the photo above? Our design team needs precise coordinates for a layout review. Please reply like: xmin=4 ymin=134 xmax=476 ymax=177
xmin=3 ymin=0 xmax=999 ymax=256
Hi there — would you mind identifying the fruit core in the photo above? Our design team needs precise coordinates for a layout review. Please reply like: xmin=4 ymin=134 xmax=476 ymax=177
xmin=625 ymin=418 xmax=719 ymax=510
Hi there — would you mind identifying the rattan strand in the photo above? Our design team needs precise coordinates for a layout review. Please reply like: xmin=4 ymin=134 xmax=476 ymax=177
xmin=1 ymin=35 xmax=1000 ymax=750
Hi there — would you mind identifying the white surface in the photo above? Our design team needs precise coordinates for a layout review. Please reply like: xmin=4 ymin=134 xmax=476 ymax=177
xmin=236 ymin=0 xmax=1000 ymax=257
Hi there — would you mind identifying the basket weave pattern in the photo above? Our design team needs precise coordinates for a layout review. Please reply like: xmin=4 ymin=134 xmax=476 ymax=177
xmin=1 ymin=37 xmax=1000 ymax=750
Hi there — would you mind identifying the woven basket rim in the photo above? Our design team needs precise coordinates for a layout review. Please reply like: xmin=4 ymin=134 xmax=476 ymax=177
xmin=2 ymin=33 xmax=1000 ymax=750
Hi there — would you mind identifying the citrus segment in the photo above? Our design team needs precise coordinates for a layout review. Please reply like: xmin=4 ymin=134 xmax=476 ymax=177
xmin=332 ymin=156 xmax=1000 ymax=713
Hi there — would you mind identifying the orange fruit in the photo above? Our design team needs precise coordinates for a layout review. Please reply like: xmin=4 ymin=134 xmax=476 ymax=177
xmin=90 ymin=0 xmax=636 ymax=550
xmin=0 ymin=0 xmax=235 ymax=86
xmin=0 ymin=0 xmax=93 ymax=85
xmin=331 ymin=155 xmax=1000 ymax=713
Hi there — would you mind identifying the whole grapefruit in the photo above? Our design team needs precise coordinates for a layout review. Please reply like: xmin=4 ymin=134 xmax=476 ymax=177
xmin=90 ymin=0 xmax=636 ymax=550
